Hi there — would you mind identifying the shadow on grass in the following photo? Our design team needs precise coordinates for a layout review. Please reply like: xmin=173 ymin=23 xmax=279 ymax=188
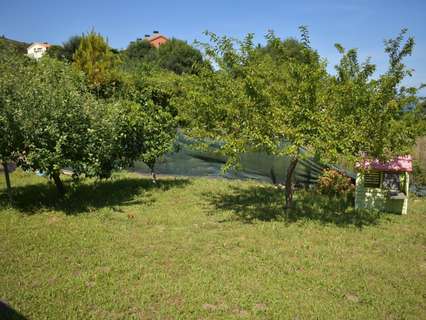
xmin=0 ymin=301 xmax=28 ymax=320
xmin=1 ymin=176 xmax=189 ymax=215
xmin=206 ymin=185 xmax=383 ymax=228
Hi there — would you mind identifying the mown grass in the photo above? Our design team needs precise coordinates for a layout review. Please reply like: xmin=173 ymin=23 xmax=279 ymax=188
xmin=0 ymin=170 xmax=425 ymax=319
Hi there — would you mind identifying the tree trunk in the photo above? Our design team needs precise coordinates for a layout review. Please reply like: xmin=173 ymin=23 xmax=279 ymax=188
xmin=284 ymin=157 xmax=299 ymax=210
xmin=148 ymin=161 xmax=157 ymax=184
xmin=2 ymin=162 xmax=12 ymax=202
xmin=270 ymin=168 xmax=277 ymax=185
xmin=151 ymin=169 xmax=157 ymax=184
xmin=52 ymin=172 xmax=65 ymax=196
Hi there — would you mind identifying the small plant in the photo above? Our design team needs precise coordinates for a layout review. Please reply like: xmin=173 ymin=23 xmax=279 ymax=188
xmin=317 ymin=169 xmax=354 ymax=197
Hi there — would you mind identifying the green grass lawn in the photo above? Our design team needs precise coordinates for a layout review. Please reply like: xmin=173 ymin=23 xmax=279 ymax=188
xmin=1 ymin=170 xmax=425 ymax=319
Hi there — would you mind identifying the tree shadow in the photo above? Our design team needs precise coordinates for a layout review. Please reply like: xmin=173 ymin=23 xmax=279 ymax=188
xmin=1 ymin=176 xmax=190 ymax=215
xmin=205 ymin=185 xmax=384 ymax=228
xmin=0 ymin=301 xmax=28 ymax=320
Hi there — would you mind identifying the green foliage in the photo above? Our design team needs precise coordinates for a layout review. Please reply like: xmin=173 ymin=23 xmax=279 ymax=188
xmin=85 ymin=100 xmax=149 ymax=178
xmin=178 ymin=29 xmax=328 ymax=207
xmin=1 ymin=47 xmax=179 ymax=195
xmin=62 ymin=35 xmax=82 ymax=61
xmin=124 ymin=38 xmax=157 ymax=61
xmin=73 ymin=31 xmax=121 ymax=97
xmin=321 ymin=29 xmax=420 ymax=163
xmin=83 ymin=97 xmax=176 ymax=181
xmin=1 ymin=55 xmax=141 ymax=192
xmin=257 ymin=35 xmax=318 ymax=64
xmin=0 ymin=50 xmax=31 ymax=164
xmin=182 ymin=30 xmax=327 ymax=159
xmin=114 ymin=68 xmax=179 ymax=176
xmin=0 ymin=36 xmax=29 ymax=54
xmin=123 ymin=37 xmax=204 ymax=75
xmin=157 ymin=38 xmax=203 ymax=74
xmin=140 ymin=102 xmax=177 ymax=173
xmin=46 ymin=44 xmax=66 ymax=60
xmin=0 ymin=51 xmax=32 ymax=197
xmin=412 ymin=99 xmax=426 ymax=135
xmin=412 ymin=160 xmax=426 ymax=186
xmin=178 ymin=28 xmax=420 ymax=207
xmin=317 ymin=169 xmax=355 ymax=196
xmin=12 ymin=58 xmax=94 ymax=193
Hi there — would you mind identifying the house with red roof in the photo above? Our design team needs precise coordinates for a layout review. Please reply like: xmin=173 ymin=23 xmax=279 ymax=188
xmin=144 ymin=31 xmax=168 ymax=48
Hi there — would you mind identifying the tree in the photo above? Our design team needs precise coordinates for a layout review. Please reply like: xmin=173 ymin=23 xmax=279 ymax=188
xmin=73 ymin=31 xmax=121 ymax=97
xmin=139 ymin=99 xmax=177 ymax=183
xmin=14 ymin=58 xmax=94 ymax=195
xmin=117 ymin=68 xmax=179 ymax=181
xmin=125 ymin=39 xmax=157 ymax=61
xmin=1 ymin=47 xmax=176 ymax=196
xmin=11 ymin=58 xmax=151 ymax=195
xmin=0 ymin=50 xmax=31 ymax=200
xmin=46 ymin=45 xmax=66 ymax=60
xmin=62 ymin=35 xmax=82 ymax=61
xmin=84 ymin=100 xmax=148 ymax=179
xmin=257 ymin=35 xmax=318 ymax=64
xmin=179 ymin=29 xmax=328 ymax=208
xmin=319 ymin=29 xmax=420 ymax=164
xmin=179 ymin=28 xmax=420 ymax=209
xmin=123 ymin=37 xmax=205 ymax=75
xmin=85 ymin=96 xmax=177 ymax=183
xmin=157 ymin=38 xmax=203 ymax=74
xmin=410 ymin=99 xmax=426 ymax=136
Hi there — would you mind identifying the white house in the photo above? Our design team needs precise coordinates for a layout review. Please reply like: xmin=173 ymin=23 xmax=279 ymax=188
xmin=27 ymin=42 xmax=51 ymax=59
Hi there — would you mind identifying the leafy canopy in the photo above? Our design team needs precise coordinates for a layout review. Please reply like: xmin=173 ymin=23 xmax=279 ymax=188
xmin=0 ymin=48 xmax=31 ymax=164
xmin=180 ymin=29 xmax=328 ymax=167
xmin=178 ymin=28 xmax=420 ymax=207
xmin=319 ymin=28 xmax=420 ymax=164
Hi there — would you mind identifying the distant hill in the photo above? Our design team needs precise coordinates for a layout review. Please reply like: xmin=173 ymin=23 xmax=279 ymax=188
xmin=0 ymin=36 xmax=30 ymax=54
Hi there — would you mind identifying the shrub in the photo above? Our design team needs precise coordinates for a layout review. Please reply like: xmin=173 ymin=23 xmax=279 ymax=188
xmin=317 ymin=169 xmax=354 ymax=197
xmin=412 ymin=160 xmax=426 ymax=187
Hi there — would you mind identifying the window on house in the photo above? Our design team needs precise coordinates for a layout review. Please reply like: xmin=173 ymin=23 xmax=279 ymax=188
xmin=364 ymin=172 xmax=381 ymax=188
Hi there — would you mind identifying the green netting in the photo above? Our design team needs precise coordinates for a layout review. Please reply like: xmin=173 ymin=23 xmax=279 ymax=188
xmin=133 ymin=132 xmax=354 ymax=184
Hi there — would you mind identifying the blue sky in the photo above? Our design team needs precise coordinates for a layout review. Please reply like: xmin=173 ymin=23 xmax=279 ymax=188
xmin=1 ymin=0 xmax=425 ymax=94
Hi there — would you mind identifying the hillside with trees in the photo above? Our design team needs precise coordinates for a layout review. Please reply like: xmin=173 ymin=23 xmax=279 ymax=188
xmin=0 ymin=35 xmax=29 ymax=54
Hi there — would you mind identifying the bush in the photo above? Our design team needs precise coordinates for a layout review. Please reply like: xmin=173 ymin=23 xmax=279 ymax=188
xmin=412 ymin=160 xmax=426 ymax=187
xmin=317 ymin=169 xmax=354 ymax=197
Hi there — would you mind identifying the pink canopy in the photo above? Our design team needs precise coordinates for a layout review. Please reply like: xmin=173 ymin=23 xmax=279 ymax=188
xmin=356 ymin=155 xmax=412 ymax=172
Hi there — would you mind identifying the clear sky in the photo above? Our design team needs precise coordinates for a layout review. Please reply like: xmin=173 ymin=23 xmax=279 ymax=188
xmin=1 ymin=0 xmax=425 ymax=94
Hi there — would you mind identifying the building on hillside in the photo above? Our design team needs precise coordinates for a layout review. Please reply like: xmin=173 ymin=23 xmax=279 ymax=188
xmin=355 ymin=156 xmax=412 ymax=214
xmin=27 ymin=42 xmax=51 ymax=59
xmin=144 ymin=31 xmax=168 ymax=48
